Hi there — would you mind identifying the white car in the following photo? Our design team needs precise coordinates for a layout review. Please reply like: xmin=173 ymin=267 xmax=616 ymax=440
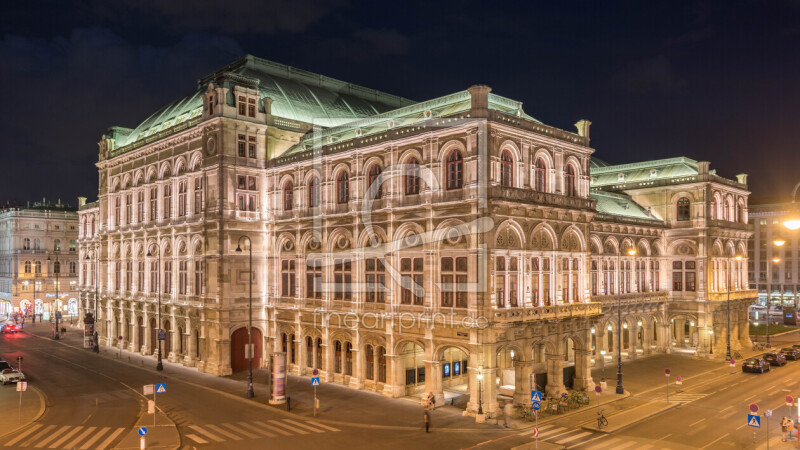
xmin=0 ymin=368 xmax=25 ymax=385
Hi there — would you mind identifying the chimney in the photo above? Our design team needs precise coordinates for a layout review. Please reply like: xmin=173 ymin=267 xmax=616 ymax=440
xmin=78 ymin=197 xmax=87 ymax=208
xmin=575 ymin=120 xmax=592 ymax=139
xmin=467 ymin=85 xmax=491 ymax=118
xmin=736 ymin=173 xmax=748 ymax=185
xmin=697 ymin=161 xmax=710 ymax=175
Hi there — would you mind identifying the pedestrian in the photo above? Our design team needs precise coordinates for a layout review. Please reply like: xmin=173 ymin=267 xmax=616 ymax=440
xmin=504 ymin=400 xmax=513 ymax=428
xmin=790 ymin=418 xmax=795 ymax=441
xmin=61 ymin=327 xmax=66 ymax=336
xmin=423 ymin=408 xmax=431 ymax=433
xmin=287 ymin=396 xmax=291 ymax=411
xmin=783 ymin=416 xmax=790 ymax=442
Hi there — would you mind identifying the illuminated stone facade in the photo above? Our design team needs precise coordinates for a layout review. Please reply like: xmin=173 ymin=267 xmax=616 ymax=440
xmin=78 ymin=55 xmax=754 ymax=417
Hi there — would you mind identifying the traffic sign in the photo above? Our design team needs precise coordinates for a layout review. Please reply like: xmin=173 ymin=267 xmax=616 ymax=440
xmin=532 ymin=427 xmax=539 ymax=438
xmin=532 ymin=401 xmax=540 ymax=411
xmin=531 ymin=390 xmax=543 ymax=402
xmin=138 ymin=427 xmax=148 ymax=436
xmin=750 ymin=404 xmax=759 ymax=413
xmin=730 ymin=359 xmax=735 ymax=367
xmin=664 ymin=368 xmax=671 ymax=376
xmin=766 ymin=410 xmax=773 ymax=418
xmin=748 ymin=414 xmax=761 ymax=428
xmin=16 ymin=382 xmax=27 ymax=392
xmin=157 ymin=329 xmax=166 ymax=341
xmin=155 ymin=383 xmax=166 ymax=394
xmin=143 ymin=384 xmax=154 ymax=395
xmin=787 ymin=396 xmax=794 ymax=405
xmin=312 ymin=368 xmax=319 ymax=376
xmin=595 ymin=385 xmax=602 ymax=394
xmin=676 ymin=376 xmax=683 ymax=385
xmin=55 ymin=311 xmax=62 ymax=319
xmin=311 ymin=377 xmax=320 ymax=387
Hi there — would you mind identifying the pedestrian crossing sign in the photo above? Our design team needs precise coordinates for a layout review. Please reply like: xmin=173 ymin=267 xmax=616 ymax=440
xmin=748 ymin=414 xmax=761 ymax=428
xmin=156 ymin=383 xmax=167 ymax=393
xmin=311 ymin=377 xmax=320 ymax=387
xmin=531 ymin=390 xmax=543 ymax=402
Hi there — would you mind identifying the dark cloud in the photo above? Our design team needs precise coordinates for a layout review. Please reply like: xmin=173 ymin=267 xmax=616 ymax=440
xmin=611 ymin=55 xmax=685 ymax=94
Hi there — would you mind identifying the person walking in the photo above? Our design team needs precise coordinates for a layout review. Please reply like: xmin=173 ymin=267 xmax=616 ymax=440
xmin=504 ymin=400 xmax=513 ymax=428
xmin=783 ymin=416 xmax=790 ymax=442
xmin=423 ymin=406 xmax=431 ymax=433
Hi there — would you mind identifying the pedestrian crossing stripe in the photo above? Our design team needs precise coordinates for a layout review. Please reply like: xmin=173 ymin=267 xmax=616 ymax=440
xmin=4 ymin=425 xmax=126 ymax=449
xmin=183 ymin=419 xmax=340 ymax=444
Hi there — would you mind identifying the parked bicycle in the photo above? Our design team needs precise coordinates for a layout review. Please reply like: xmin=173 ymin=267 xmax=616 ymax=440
xmin=733 ymin=350 xmax=743 ymax=359
xmin=597 ymin=409 xmax=608 ymax=429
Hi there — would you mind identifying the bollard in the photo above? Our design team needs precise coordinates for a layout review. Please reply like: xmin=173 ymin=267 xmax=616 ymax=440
xmin=140 ymin=436 xmax=145 ymax=449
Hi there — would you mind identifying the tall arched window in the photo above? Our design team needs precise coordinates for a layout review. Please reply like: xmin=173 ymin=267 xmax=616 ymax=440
xmin=564 ymin=165 xmax=576 ymax=196
xmin=23 ymin=238 xmax=30 ymax=250
xmin=337 ymin=172 xmax=350 ymax=204
xmin=500 ymin=150 xmax=513 ymax=187
xmin=534 ymin=158 xmax=547 ymax=192
xmin=283 ymin=181 xmax=294 ymax=211
xmin=677 ymin=197 xmax=691 ymax=221
xmin=308 ymin=176 xmax=320 ymax=208
xmin=368 ymin=165 xmax=382 ymax=199
xmin=405 ymin=158 xmax=420 ymax=195
xmin=24 ymin=261 xmax=31 ymax=273
xmin=446 ymin=150 xmax=463 ymax=190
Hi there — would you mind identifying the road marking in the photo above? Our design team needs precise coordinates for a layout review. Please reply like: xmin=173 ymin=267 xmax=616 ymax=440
xmin=206 ymin=424 xmax=243 ymax=440
xmin=700 ymin=432 xmax=729 ymax=449
xmin=63 ymin=427 xmax=95 ymax=449
xmin=283 ymin=419 xmax=326 ymax=433
xmin=253 ymin=421 xmax=292 ymax=436
xmin=605 ymin=442 xmax=636 ymax=450
xmin=583 ymin=437 xmax=620 ymax=449
xmin=188 ymin=425 xmax=225 ymax=442
xmin=520 ymin=424 xmax=555 ymax=436
xmin=690 ymin=418 xmax=706 ymax=427
xmin=78 ymin=426 xmax=111 ymax=449
xmin=220 ymin=422 xmax=258 ymax=439
xmin=720 ymin=406 xmax=733 ymax=412
xmin=736 ymin=422 xmax=748 ymax=430
xmin=5 ymin=424 xmax=43 ymax=446
xmin=555 ymin=431 xmax=593 ymax=444
xmin=542 ymin=429 xmax=574 ymax=441
xmin=34 ymin=426 xmax=71 ymax=448
xmin=303 ymin=420 xmax=341 ymax=432
xmin=187 ymin=434 xmax=208 ymax=444
xmin=95 ymin=427 xmax=125 ymax=450
xmin=49 ymin=426 xmax=84 ymax=448
xmin=268 ymin=420 xmax=309 ymax=435
xmin=743 ymin=394 xmax=758 ymax=402
xmin=239 ymin=421 xmax=277 ymax=437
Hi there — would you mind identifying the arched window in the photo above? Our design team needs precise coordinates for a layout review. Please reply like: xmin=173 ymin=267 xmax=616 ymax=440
xmin=337 ymin=172 xmax=350 ymax=204
xmin=677 ymin=197 xmax=691 ymax=221
xmin=534 ymin=158 xmax=547 ymax=192
xmin=368 ymin=165 xmax=382 ymax=199
xmin=35 ymin=261 xmax=42 ymax=274
xmin=24 ymin=261 xmax=31 ymax=273
xmin=405 ymin=158 xmax=420 ymax=195
xmin=446 ymin=150 xmax=463 ymax=190
xmin=710 ymin=199 xmax=717 ymax=219
xmin=54 ymin=239 xmax=61 ymax=251
xmin=500 ymin=150 xmax=513 ymax=187
xmin=23 ymin=238 xmax=30 ymax=250
xmin=283 ymin=181 xmax=294 ymax=211
xmin=308 ymin=176 xmax=320 ymax=208
xmin=565 ymin=165 xmax=576 ymax=197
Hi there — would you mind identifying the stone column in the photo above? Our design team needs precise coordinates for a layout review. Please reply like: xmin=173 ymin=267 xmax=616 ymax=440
xmin=169 ymin=309 xmax=178 ymax=362
xmin=628 ymin=324 xmax=638 ymax=360
xmin=184 ymin=316 xmax=196 ymax=367
xmin=513 ymin=360 xmax=534 ymax=405
xmin=572 ymin=349 xmax=595 ymax=391
xmin=298 ymin=336 xmax=308 ymax=376
xmin=674 ymin=318 xmax=685 ymax=347
xmin=424 ymin=360 xmax=443 ymax=406
xmin=383 ymin=354 xmax=405 ymax=398
xmin=545 ymin=351 xmax=565 ymax=398
xmin=349 ymin=348 xmax=362 ymax=390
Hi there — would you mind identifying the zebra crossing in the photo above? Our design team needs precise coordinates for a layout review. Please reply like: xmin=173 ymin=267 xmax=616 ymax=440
xmin=667 ymin=392 xmax=707 ymax=403
xmin=518 ymin=424 xmax=601 ymax=446
xmin=183 ymin=419 xmax=341 ymax=444
xmin=4 ymin=423 xmax=126 ymax=449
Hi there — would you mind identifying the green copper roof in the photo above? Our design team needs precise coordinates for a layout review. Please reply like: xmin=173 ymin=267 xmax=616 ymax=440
xmin=589 ymin=157 xmax=699 ymax=187
xmin=591 ymin=191 xmax=662 ymax=222
xmin=112 ymin=55 xmax=417 ymax=149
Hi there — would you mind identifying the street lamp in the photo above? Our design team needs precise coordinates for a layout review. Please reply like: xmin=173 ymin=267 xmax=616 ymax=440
xmin=85 ymin=250 xmax=100 ymax=352
xmin=616 ymin=246 xmax=635 ymax=395
xmin=476 ymin=370 xmax=484 ymax=415
xmin=600 ymin=349 xmax=606 ymax=382
xmin=708 ymin=329 xmax=714 ymax=354
xmin=146 ymin=245 xmax=163 ymax=371
xmin=235 ymin=236 xmax=255 ymax=399
xmin=725 ymin=254 xmax=743 ymax=360
xmin=47 ymin=255 xmax=60 ymax=340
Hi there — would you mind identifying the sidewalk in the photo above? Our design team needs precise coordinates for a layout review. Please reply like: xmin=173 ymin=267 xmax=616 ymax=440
xmin=115 ymin=411 xmax=179 ymax=450
xmin=0 ymin=383 xmax=46 ymax=438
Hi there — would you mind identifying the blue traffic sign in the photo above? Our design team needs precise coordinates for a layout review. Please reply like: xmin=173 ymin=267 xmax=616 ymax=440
xmin=138 ymin=427 xmax=148 ymax=436
xmin=532 ymin=401 xmax=541 ymax=411
xmin=748 ymin=414 xmax=761 ymax=428
xmin=157 ymin=329 xmax=166 ymax=341
xmin=155 ymin=383 xmax=166 ymax=393
xmin=311 ymin=377 xmax=320 ymax=387
xmin=531 ymin=390 xmax=543 ymax=402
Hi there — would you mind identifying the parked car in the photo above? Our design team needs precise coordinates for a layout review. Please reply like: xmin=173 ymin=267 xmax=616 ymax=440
xmin=781 ymin=348 xmax=800 ymax=360
xmin=0 ymin=323 xmax=19 ymax=334
xmin=0 ymin=368 xmax=25 ymax=385
xmin=764 ymin=352 xmax=787 ymax=367
xmin=742 ymin=358 xmax=771 ymax=373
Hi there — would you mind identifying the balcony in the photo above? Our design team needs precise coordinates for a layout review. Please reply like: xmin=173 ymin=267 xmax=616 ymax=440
xmin=491 ymin=302 xmax=603 ymax=323
xmin=489 ymin=186 xmax=595 ymax=211
xmin=592 ymin=291 xmax=669 ymax=305
xmin=707 ymin=289 xmax=757 ymax=302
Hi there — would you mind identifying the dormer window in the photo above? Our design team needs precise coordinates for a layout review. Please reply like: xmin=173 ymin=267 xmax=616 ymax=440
xmin=238 ymin=96 xmax=246 ymax=115
xmin=248 ymin=98 xmax=256 ymax=117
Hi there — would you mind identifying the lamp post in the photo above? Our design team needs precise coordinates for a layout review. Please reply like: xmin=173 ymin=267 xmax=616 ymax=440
xmin=47 ymin=255 xmax=60 ymax=340
xmin=708 ymin=329 xmax=714 ymax=354
xmin=476 ymin=370 xmax=484 ymax=415
xmin=146 ymin=245 xmax=163 ymax=371
xmin=600 ymin=349 xmax=606 ymax=382
xmin=85 ymin=250 xmax=100 ymax=352
xmin=616 ymin=247 xmax=635 ymax=395
xmin=235 ymin=236 xmax=255 ymax=399
xmin=766 ymin=256 xmax=780 ymax=348
xmin=725 ymin=255 xmax=743 ymax=360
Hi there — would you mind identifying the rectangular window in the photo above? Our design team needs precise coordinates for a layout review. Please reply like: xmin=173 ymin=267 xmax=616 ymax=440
xmin=248 ymin=136 xmax=256 ymax=158
xmin=334 ymin=259 xmax=352 ymax=300
xmin=138 ymin=262 xmax=145 ymax=292
xmin=178 ymin=180 xmax=187 ymax=217
xmin=150 ymin=261 xmax=158 ymax=294
xmin=194 ymin=260 xmax=205 ymax=295
xmin=495 ymin=256 xmax=505 ymax=308
xmin=238 ymin=96 xmax=246 ymax=115
xmin=672 ymin=261 xmax=683 ymax=291
xmin=542 ymin=257 xmax=551 ymax=305
xmin=194 ymin=178 xmax=203 ymax=215
xmin=281 ymin=260 xmax=296 ymax=297
xmin=441 ymin=256 xmax=468 ymax=308
xmin=126 ymin=261 xmax=132 ymax=292
xmin=163 ymin=184 xmax=172 ymax=219
xmin=685 ymin=261 xmax=696 ymax=291
xmin=306 ymin=259 xmax=322 ymax=299
xmin=401 ymin=257 xmax=424 ymax=305
xmin=179 ymin=260 xmax=187 ymax=295
xmin=163 ymin=261 xmax=172 ymax=294
xmin=137 ymin=191 xmax=145 ymax=222
xmin=591 ymin=261 xmax=598 ymax=295
xmin=150 ymin=188 xmax=157 ymax=222
xmin=238 ymin=194 xmax=247 ymax=211
xmin=115 ymin=197 xmax=121 ymax=226
xmin=126 ymin=194 xmax=132 ymax=224
xmin=248 ymin=195 xmax=257 ymax=212
xmin=248 ymin=98 xmax=256 ymax=117
xmin=365 ymin=258 xmax=386 ymax=303
xmin=238 ymin=134 xmax=246 ymax=157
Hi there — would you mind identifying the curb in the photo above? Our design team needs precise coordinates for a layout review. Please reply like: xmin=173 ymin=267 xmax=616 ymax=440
xmin=580 ymin=401 xmax=682 ymax=433
xmin=0 ymin=384 xmax=48 ymax=440
xmin=512 ymin=391 xmax=631 ymax=432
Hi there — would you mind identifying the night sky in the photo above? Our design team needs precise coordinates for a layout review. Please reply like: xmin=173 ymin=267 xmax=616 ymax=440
xmin=2 ymin=1 xmax=799 ymax=205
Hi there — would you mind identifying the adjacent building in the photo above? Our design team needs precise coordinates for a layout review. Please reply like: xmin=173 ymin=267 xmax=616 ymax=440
xmin=748 ymin=201 xmax=800 ymax=308
xmin=0 ymin=201 xmax=80 ymax=319
xmin=77 ymin=55 xmax=755 ymax=417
